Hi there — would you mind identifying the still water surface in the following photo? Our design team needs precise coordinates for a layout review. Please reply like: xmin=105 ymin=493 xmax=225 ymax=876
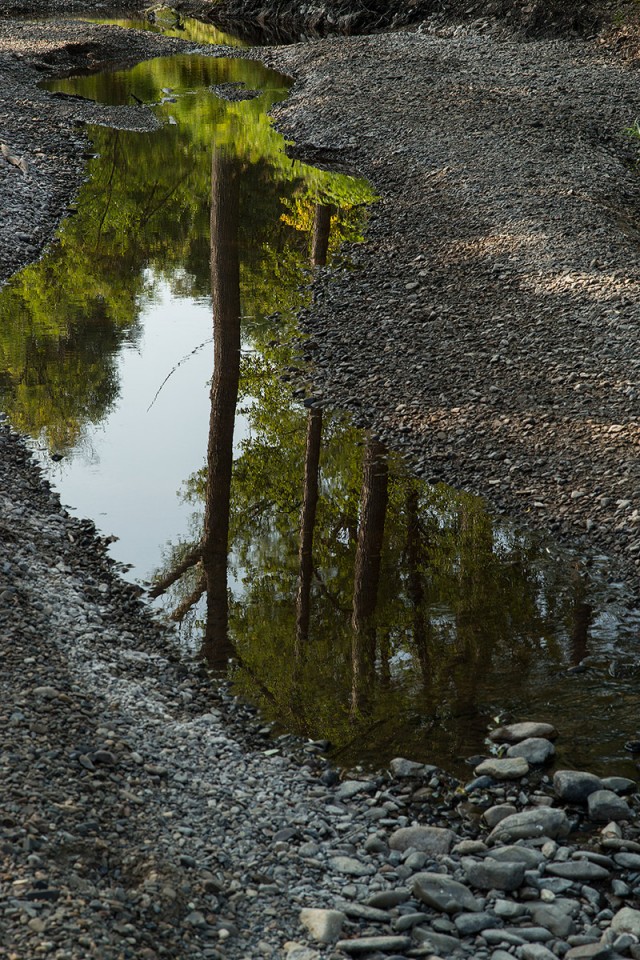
xmin=1 ymin=28 xmax=639 ymax=777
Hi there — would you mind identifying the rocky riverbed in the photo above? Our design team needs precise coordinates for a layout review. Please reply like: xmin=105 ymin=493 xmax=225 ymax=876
xmin=2 ymin=4 xmax=640 ymax=959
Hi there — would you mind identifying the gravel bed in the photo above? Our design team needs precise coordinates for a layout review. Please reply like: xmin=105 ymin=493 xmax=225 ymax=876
xmin=254 ymin=24 xmax=640 ymax=601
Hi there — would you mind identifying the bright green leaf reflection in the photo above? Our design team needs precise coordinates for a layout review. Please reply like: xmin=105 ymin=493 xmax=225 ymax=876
xmin=0 ymin=54 xmax=373 ymax=452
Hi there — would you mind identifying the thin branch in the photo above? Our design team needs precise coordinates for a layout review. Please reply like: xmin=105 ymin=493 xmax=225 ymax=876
xmin=148 ymin=545 xmax=202 ymax=598
xmin=147 ymin=338 xmax=213 ymax=412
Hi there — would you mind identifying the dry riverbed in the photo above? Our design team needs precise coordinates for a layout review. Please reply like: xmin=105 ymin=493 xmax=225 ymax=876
xmin=3 ymin=6 xmax=640 ymax=960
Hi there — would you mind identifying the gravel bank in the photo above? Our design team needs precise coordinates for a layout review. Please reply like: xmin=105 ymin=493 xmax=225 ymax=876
xmin=254 ymin=25 xmax=640 ymax=601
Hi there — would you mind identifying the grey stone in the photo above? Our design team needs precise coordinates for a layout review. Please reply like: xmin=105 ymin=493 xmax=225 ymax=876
xmin=367 ymin=889 xmax=410 ymax=909
xmin=340 ymin=903 xmax=391 ymax=923
xmin=389 ymin=825 xmax=456 ymax=855
xmin=412 ymin=872 xmax=482 ymax=914
xmin=489 ymin=722 xmax=558 ymax=743
xmin=461 ymin=856 xmax=525 ymax=891
xmin=394 ymin=912 xmax=430 ymax=932
xmin=509 ymin=926 xmax=553 ymax=942
xmin=528 ymin=900 xmax=578 ymax=938
xmin=389 ymin=757 xmax=435 ymax=778
xmin=600 ymin=776 xmax=636 ymax=795
xmin=335 ymin=936 xmax=411 ymax=954
xmin=364 ymin=835 xmax=388 ymax=854
xmin=483 ymin=804 xmax=517 ymax=828
xmin=328 ymin=856 xmax=375 ymax=877
xmin=587 ymin=789 xmax=631 ymax=822
xmin=32 ymin=685 xmax=60 ymax=699
xmin=564 ymin=944 xmax=613 ymax=960
xmin=335 ymin=780 xmax=374 ymax=801
xmin=494 ymin=898 xmax=527 ymax=918
xmin=614 ymin=852 xmax=640 ymax=870
xmin=482 ymin=928 xmax=525 ymax=945
xmin=488 ymin=808 xmax=570 ymax=843
xmin=487 ymin=845 xmax=545 ymax=868
xmin=611 ymin=907 xmax=640 ymax=938
xmin=520 ymin=944 xmax=558 ymax=960
xmin=545 ymin=860 xmax=611 ymax=881
xmin=506 ymin=737 xmax=555 ymax=765
xmin=553 ymin=770 xmax=602 ymax=803
xmin=284 ymin=946 xmax=321 ymax=960
xmin=454 ymin=912 xmax=495 ymax=935
xmin=475 ymin=757 xmax=529 ymax=780
xmin=413 ymin=927 xmax=463 ymax=954
xmin=299 ymin=909 xmax=346 ymax=943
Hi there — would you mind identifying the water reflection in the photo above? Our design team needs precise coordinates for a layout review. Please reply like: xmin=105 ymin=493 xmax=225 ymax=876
xmin=0 ymin=49 xmax=638 ymax=778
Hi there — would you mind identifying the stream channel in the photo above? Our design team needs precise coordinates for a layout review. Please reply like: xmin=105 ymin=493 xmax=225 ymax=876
xmin=1 ymin=14 xmax=640 ymax=780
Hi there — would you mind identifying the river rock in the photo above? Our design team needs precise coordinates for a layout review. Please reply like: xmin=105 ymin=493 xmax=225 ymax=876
xmin=587 ymin=789 xmax=631 ymax=822
xmin=412 ymin=872 xmax=482 ymax=913
xmin=600 ymin=776 xmax=636 ymax=794
xmin=474 ymin=757 xmax=529 ymax=779
xmin=413 ymin=927 xmax=463 ymax=953
xmin=545 ymin=860 xmax=611 ymax=881
xmin=487 ymin=844 xmax=545 ymax=868
xmin=335 ymin=935 xmax=412 ymax=954
xmin=488 ymin=807 xmax=570 ymax=843
xmin=389 ymin=757 xmax=435 ymax=778
xmin=528 ymin=900 xmax=579 ymax=938
xmin=553 ymin=770 xmax=602 ymax=803
xmin=483 ymin=804 xmax=517 ymax=827
xmin=611 ymin=906 xmax=640 ymax=937
xmin=489 ymin=722 xmax=558 ymax=743
xmin=389 ymin=824 xmax=455 ymax=855
xmin=299 ymin=908 xmax=346 ymax=943
xmin=461 ymin=856 xmax=525 ymax=891
xmin=521 ymin=945 xmax=561 ymax=960
xmin=564 ymin=945 xmax=613 ymax=960
xmin=506 ymin=737 xmax=555 ymax=764
xmin=328 ymin=856 xmax=375 ymax=877
xmin=335 ymin=780 xmax=375 ymax=801
xmin=454 ymin=912 xmax=495 ymax=935
xmin=613 ymin=852 xmax=640 ymax=870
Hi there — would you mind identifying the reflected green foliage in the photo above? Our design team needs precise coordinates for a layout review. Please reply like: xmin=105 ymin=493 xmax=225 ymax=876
xmin=0 ymin=54 xmax=373 ymax=453
xmin=167 ymin=335 xmax=582 ymax=773
xmin=87 ymin=10 xmax=248 ymax=47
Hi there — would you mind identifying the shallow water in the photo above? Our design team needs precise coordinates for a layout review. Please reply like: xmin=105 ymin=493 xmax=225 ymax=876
xmin=1 ymin=32 xmax=639 ymax=779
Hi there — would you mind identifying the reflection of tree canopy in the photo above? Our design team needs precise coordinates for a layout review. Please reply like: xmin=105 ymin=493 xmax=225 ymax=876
xmin=0 ymin=53 xmax=373 ymax=453
xmin=162 ymin=313 xmax=584 ymax=771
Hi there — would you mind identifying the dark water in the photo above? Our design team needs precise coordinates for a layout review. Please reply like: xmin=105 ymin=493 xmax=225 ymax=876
xmin=1 ymin=33 xmax=639 ymax=779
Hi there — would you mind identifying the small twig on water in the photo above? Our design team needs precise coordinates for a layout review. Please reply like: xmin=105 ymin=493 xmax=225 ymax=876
xmin=147 ymin=337 xmax=213 ymax=412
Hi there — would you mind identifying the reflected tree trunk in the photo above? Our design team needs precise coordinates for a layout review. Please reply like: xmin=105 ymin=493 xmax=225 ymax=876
xmin=406 ymin=483 xmax=431 ymax=690
xmin=294 ymin=204 xmax=333 ymax=651
xmin=570 ymin=565 xmax=592 ymax=666
xmin=200 ymin=146 xmax=242 ymax=670
xmin=351 ymin=439 xmax=388 ymax=717
xmin=295 ymin=406 xmax=323 ymax=650
xmin=310 ymin=203 xmax=333 ymax=267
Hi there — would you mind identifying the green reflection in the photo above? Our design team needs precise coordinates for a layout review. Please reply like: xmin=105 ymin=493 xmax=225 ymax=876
xmin=0 ymin=54 xmax=372 ymax=452
xmin=86 ymin=10 xmax=247 ymax=47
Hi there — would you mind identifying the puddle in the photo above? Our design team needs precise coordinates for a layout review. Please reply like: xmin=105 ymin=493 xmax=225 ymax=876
xmin=1 ymin=37 xmax=640 ymax=778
